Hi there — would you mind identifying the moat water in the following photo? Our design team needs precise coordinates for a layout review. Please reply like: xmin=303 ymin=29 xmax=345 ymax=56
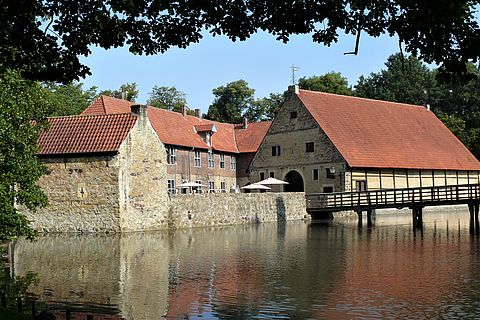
xmin=9 ymin=209 xmax=480 ymax=319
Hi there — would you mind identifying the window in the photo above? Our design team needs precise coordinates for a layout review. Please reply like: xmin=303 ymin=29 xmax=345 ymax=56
xmin=269 ymin=171 xmax=275 ymax=178
xmin=272 ymin=145 xmax=281 ymax=156
xmin=220 ymin=154 xmax=225 ymax=169
xmin=220 ymin=181 xmax=226 ymax=193
xmin=194 ymin=151 xmax=201 ymax=167
xmin=167 ymin=147 xmax=177 ymax=165
xmin=356 ymin=180 xmax=367 ymax=191
xmin=326 ymin=167 xmax=335 ymax=179
xmin=323 ymin=186 xmax=334 ymax=193
xmin=208 ymin=181 xmax=215 ymax=193
xmin=260 ymin=172 xmax=265 ymax=180
xmin=167 ymin=179 xmax=176 ymax=194
xmin=230 ymin=156 xmax=236 ymax=170
xmin=290 ymin=111 xmax=297 ymax=119
xmin=208 ymin=151 xmax=214 ymax=168
xmin=194 ymin=180 xmax=203 ymax=193
xmin=313 ymin=169 xmax=319 ymax=180
xmin=305 ymin=142 xmax=314 ymax=153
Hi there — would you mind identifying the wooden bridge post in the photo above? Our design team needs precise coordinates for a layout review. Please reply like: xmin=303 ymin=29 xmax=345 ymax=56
xmin=468 ymin=203 xmax=480 ymax=235
xmin=367 ymin=209 xmax=375 ymax=227
xmin=412 ymin=207 xmax=423 ymax=229
xmin=356 ymin=209 xmax=363 ymax=229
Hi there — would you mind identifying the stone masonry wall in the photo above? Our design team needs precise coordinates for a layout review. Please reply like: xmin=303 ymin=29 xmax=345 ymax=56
xmin=30 ymin=156 xmax=122 ymax=232
xmin=167 ymin=192 xmax=308 ymax=229
xmin=116 ymin=107 xmax=170 ymax=231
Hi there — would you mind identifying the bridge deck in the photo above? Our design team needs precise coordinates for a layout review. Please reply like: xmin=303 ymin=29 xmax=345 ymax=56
xmin=306 ymin=183 xmax=480 ymax=213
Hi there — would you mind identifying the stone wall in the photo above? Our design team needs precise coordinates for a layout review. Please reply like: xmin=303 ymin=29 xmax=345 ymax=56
xmin=167 ymin=192 xmax=308 ymax=229
xmin=117 ymin=106 xmax=170 ymax=231
xmin=30 ymin=156 xmax=122 ymax=233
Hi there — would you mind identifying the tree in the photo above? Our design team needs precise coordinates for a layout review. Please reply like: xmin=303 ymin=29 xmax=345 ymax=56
xmin=354 ymin=53 xmax=441 ymax=106
xmin=246 ymin=93 xmax=286 ymax=121
xmin=99 ymin=83 xmax=138 ymax=102
xmin=206 ymin=80 xmax=255 ymax=123
xmin=298 ymin=72 xmax=353 ymax=95
xmin=0 ymin=70 xmax=55 ymax=241
xmin=1 ymin=1 xmax=478 ymax=83
xmin=44 ymin=82 xmax=97 ymax=116
xmin=148 ymin=86 xmax=188 ymax=112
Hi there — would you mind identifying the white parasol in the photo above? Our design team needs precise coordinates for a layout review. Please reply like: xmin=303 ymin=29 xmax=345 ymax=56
xmin=177 ymin=181 xmax=205 ymax=188
xmin=256 ymin=177 xmax=289 ymax=185
xmin=240 ymin=184 xmax=271 ymax=190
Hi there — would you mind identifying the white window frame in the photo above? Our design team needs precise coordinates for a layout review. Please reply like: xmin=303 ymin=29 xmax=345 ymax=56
xmin=220 ymin=181 xmax=226 ymax=193
xmin=272 ymin=145 xmax=281 ymax=157
xmin=167 ymin=147 xmax=177 ymax=165
xmin=220 ymin=154 xmax=225 ymax=169
xmin=194 ymin=150 xmax=201 ymax=167
xmin=230 ymin=155 xmax=236 ymax=170
xmin=208 ymin=151 xmax=214 ymax=168
xmin=208 ymin=181 xmax=215 ymax=193
xmin=167 ymin=179 xmax=176 ymax=194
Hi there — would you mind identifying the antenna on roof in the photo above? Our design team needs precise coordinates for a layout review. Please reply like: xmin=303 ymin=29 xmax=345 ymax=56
xmin=291 ymin=64 xmax=299 ymax=85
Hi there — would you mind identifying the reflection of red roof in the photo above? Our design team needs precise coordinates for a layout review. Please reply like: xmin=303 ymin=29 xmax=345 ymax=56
xmin=38 ymin=114 xmax=137 ymax=155
xmin=82 ymin=96 xmax=270 ymax=154
xmin=298 ymin=90 xmax=480 ymax=170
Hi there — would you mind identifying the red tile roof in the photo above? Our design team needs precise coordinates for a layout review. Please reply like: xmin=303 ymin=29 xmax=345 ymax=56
xmin=82 ymin=96 xmax=271 ymax=154
xmin=298 ymin=89 xmax=480 ymax=170
xmin=195 ymin=124 xmax=216 ymax=132
xmin=235 ymin=122 xmax=272 ymax=153
xmin=38 ymin=113 xmax=137 ymax=155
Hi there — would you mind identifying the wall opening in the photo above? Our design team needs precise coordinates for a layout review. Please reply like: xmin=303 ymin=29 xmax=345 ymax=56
xmin=284 ymin=170 xmax=304 ymax=192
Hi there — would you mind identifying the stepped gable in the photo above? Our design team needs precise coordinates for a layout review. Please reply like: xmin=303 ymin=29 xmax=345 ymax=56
xmin=234 ymin=121 xmax=272 ymax=153
xmin=82 ymin=96 xmax=270 ymax=154
xmin=38 ymin=113 xmax=137 ymax=155
xmin=298 ymin=89 xmax=480 ymax=171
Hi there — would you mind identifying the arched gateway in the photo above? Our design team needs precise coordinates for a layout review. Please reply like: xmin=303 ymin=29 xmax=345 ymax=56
xmin=284 ymin=170 xmax=304 ymax=192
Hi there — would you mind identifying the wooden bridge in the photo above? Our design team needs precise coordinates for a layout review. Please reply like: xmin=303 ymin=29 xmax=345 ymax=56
xmin=306 ymin=183 xmax=480 ymax=230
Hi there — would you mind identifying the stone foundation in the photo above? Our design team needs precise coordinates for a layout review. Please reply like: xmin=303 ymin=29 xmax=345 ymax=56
xmin=27 ymin=192 xmax=308 ymax=233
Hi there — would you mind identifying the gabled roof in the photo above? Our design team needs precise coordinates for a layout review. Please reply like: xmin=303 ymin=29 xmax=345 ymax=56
xmin=297 ymin=89 xmax=480 ymax=171
xmin=82 ymin=96 xmax=271 ymax=154
xmin=38 ymin=113 xmax=137 ymax=155
xmin=235 ymin=122 xmax=272 ymax=153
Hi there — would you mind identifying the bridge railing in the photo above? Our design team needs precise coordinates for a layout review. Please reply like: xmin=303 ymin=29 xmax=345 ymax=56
xmin=306 ymin=183 xmax=480 ymax=212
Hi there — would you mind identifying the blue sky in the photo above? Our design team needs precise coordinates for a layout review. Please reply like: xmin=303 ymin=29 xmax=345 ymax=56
xmin=81 ymin=31 xmax=401 ymax=113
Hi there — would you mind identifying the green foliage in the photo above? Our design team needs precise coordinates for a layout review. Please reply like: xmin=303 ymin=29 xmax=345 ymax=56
xmin=99 ymin=83 xmax=138 ymax=102
xmin=0 ymin=70 xmax=54 ymax=241
xmin=246 ymin=92 xmax=286 ymax=121
xmin=298 ymin=72 xmax=353 ymax=95
xmin=44 ymin=82 xmax=97 ymax=116
xmin=354 ymin=53 xmax=441 ymax=105
xmin=206 ymin=80 xmax=255 ymax=123
xmin=1 ymin=1 xmax=478 ymax=83
xmin=148 ymin=86 xmax=188 ymax=112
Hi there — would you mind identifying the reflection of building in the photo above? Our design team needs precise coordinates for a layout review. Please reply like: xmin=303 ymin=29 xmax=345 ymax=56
xmin=250 ymin=86 xmax=480 ymax=194
xmin=82 ymin=96 xmax=271 ymax=191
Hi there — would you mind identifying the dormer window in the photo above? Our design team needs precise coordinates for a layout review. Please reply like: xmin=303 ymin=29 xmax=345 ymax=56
xmin=194 ymin=124 xmax=218 ymax=147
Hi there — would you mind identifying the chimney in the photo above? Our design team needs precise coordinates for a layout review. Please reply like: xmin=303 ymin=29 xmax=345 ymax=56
xmin=195 ymin=108 xmax=201 ymax=118
xmin=288 ymin=85 xmax=299 ymax=94
xmin=181 ymin=106 xmax=187 ymax=117
xmin=131 ymin=104 xmax=147 ymax=119
xmin=242 ymin=117 xmax=248 ymax=129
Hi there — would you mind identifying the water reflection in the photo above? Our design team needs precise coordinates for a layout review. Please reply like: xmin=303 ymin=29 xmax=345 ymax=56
xmin=10 ymin=209 xmax=480 ymax=319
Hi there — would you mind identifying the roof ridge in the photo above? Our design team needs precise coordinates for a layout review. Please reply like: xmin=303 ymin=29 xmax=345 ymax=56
xmin=298 ymin=89 xmax=428 ymax=109
xmin=48 ymin=112 xmax=135 ymax=120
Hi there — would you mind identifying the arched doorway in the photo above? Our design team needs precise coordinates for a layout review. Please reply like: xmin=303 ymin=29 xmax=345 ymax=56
xmin=284 ymin=170 xmax=304 ymax=192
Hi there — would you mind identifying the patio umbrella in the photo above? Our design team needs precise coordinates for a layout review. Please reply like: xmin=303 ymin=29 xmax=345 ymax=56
xmin=240 ymin=184 xmax=271 ymax=190
xmin=256 ymin=177 xmax=289 ymax=185
xmin=177 ymin=181 xmax=205 ymax=188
